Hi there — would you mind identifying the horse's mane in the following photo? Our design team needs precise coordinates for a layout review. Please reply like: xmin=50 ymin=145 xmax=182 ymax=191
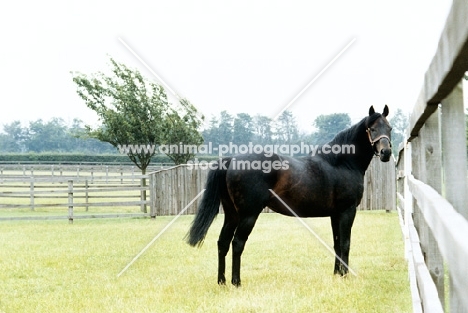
xmin=317 ymin=113 xmax=382 ymax=165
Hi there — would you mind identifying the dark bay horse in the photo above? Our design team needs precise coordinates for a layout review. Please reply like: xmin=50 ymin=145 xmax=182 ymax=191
xmin=187 ymin=106 xmax=392 ymax=286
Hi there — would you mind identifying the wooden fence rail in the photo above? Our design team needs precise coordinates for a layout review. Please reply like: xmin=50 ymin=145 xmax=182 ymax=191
xmin=0 ymin=157 xmax=395 ymax=221
xmin=0 ymin=163 xmax=169 ymax=184
xmin=147 ymin=157 xmax=395 ymax=217
xmin=0 ymin=173 xmax=150 ymax=221
xmin=396 ymin=0 xmax=468 ymax=311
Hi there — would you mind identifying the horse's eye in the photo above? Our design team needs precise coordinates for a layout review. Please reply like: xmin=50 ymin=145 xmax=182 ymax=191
xmin=370 ymin=127 xmax=376 ymax=132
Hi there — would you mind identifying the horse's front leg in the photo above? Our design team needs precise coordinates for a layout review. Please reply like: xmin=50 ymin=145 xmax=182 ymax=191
xmin=331 ymin=206 xmax=356 ymax=276
xmin=330 ymin=215 xmax=342 ymax=275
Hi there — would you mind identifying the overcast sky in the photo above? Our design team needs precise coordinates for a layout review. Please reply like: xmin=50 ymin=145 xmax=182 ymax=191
xmin=0 ymin=0 xmax=455 ymax=132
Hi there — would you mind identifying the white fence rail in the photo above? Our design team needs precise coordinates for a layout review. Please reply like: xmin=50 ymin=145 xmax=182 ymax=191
xmin=397 ymin=0 xmax=468 ymax=311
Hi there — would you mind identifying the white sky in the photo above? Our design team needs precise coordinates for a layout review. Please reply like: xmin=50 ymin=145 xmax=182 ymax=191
xmin=0 ymin=0 xmax=454 ymax=132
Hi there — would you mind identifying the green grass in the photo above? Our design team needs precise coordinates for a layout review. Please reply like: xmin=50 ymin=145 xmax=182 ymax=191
xmin=0 ymin=211 xmax=411 ymax=312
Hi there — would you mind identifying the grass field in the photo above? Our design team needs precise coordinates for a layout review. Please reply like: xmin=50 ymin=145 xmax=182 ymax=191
xmin=0 ymin=211 xmax=411 ymax=312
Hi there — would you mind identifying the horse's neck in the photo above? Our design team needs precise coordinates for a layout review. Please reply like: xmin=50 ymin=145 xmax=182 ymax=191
xmin=336 ymin=123 xmax=374 ymax=174
xmin=350 ymin=126 xmax=374 ymax=174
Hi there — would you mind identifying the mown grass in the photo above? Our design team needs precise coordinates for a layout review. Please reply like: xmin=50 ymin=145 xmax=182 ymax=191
xmin=0 ymin=212 xmax=410 ymax=312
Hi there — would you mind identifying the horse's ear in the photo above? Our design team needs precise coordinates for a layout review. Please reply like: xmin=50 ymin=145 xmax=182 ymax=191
xmin=369 ymin=106 xmax=375 ymax=116
xmin=383 ymin=105 xmax=389 ymax=117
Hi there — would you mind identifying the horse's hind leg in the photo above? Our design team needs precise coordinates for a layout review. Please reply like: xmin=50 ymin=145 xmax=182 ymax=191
xmin=231 ymin=212 xmax=261 ymax=287
xmin=217 ymin=198 xmax=238 ymax=285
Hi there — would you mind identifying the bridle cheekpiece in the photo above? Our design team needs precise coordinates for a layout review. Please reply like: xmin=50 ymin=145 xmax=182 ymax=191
xmin=366 ymin=128 xmax=391 ymax=156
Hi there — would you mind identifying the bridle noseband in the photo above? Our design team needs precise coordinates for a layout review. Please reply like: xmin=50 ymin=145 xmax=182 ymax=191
xmin=366 ymin=128 xmax=391 ymax=156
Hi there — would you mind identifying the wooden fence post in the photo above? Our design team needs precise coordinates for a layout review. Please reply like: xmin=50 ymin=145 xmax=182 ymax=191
xmin=419 ymin=109 xmax=445 ymax=308
xmin=68 ymin=180 xmax=74 ymax=224
xmin=149 ymin=173 xmax=156 ymax=218
xmin=403 ymin=142 xmax=413 ymax=239
xmin=85 ymin=179 xmax=89 ymax=212
xmin=76 ymin=166 xmax=80 ymax=178
xmin=402 ymin=142 xmax=423 ymax=312
xmin=140 ymin=173 xmax=147 ymax=213
xmin=441 ymin=81 xmax=467 ymax=312
xmin=441 ymin=82 xmax=468 ymax=218
xmin=30 ymin=176 xmax=34 ymax=211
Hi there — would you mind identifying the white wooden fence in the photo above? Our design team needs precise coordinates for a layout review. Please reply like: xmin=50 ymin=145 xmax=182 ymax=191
xmin=396 ymin=0 xmax=468 ymax=311
xmin=0 ymin=157 xmax=394 ymax=222
xmin=0 ymin=172 xmax=151 ymax=222
xmin=0 ymin=164 xmax=209 ymax=221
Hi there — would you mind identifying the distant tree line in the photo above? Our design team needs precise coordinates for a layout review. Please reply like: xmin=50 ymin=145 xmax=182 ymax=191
xmin=0 ymin=108 xmax=409 ymax=157
xmin=203 ymin=110 xmax=353 ymax=148
xmin=0 ymin=118 xmax=115 ymax=154
xmin=204 ymin=110 xmax=296 ymax=147
xmin=203 ymin=108 xmax=408 ymax=156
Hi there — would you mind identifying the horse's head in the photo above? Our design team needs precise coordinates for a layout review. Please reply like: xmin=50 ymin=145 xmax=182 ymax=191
xmin=366 ymin=105 xmax=392 ymax=162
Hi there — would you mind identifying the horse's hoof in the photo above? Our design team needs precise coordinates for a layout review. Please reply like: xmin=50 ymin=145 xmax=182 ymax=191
xmin=336 ymin=271 xmax=349 ymax=278
xmin=334 ymin=268 xmax=349 ymax=277
xmin=218 ymin=277 xmax=226 ymax=285
xmin=231 ymin=279 xmax=241 ymax=287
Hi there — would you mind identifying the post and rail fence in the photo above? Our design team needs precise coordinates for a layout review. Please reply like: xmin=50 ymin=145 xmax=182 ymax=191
xmin=395 ymin=0 xmax=468 ymax=311
xmin=0 ymin=157 xmax=394 ymax=222
xmin=0 ymin=2 xmax=467 ymax=312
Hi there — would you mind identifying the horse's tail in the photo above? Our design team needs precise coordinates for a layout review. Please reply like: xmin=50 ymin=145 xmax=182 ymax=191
xmin=187 ymin=158 xmax=231 ymax=247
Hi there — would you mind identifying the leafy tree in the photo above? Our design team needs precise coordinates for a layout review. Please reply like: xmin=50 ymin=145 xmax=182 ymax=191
xmin=274 ymin=110 xmax=299 ymax=144
xmin=252 ymin=114 xmax=273 ymax=144
xmin=67 ymin=118 xmax=115 ymax=153
xmin=72 ymin=58 xmax=202 ymax=167
xmin=163 ymin=99 xmax=204 ymax=164
xmin=27 ymin=118 xmax=70 ymax=152
xmin=0 ymin=121 xmax=27 ymax=152
xmin=71 ymin=57 xmax=203 ymax=212
xmin=232 ymin=113 xmax=254 ymax=145
xmin=202 ymin=116 xmax=220 ymax=148
xmin=72 ymin=58 xmax=167 ymax=174
xmin=388 ymin=108 xmax=408 ymax=154
xmin=217 ymin=111 xmax=234 ymax=145
xmin=311 ymin=113 xmax=351 ymax=144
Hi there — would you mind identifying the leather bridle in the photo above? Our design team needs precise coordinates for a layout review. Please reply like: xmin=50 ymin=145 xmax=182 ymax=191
xmin=366 ymin=128 xmax=391 ymax=156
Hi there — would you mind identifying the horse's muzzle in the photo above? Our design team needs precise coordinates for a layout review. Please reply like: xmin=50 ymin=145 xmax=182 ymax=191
xmin=380 ymin=149 xmax=392 ymax=162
